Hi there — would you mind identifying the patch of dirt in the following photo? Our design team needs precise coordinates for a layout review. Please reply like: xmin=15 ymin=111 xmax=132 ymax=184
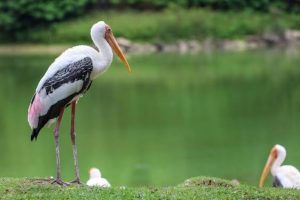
xmin=27 ymin=177 xmax=55 ymax=185
xmin=198 ymin=179 xmax=234 ymax=188
xmin=180 ymin=177 xmax=240 ymax=188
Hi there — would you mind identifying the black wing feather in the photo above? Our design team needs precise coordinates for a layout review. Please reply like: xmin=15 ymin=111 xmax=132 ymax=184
xmin=273 ymin=176 xmax=283 ymax=187
xmin=40 ymin=57 xmax=93 ymax=95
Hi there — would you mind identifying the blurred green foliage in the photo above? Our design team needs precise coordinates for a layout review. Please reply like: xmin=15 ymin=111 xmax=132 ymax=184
xmin=14 ymin=9 xmax=300 ymax=44
xmin=0 ymin=0 xmax=300 ymax=42
xmin=109 ymin=0 xmax=187 ymax=9
xmin=186 ymin=0 xmax=299 ymax=12
xmin=0 ymin=0 xmax=95 ymax=40
xmin=108 ymin=0 xmax=300 ymax=12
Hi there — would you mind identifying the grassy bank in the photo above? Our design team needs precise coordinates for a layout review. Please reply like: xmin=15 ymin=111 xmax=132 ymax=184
xmin=6 ymin=8 xmax=300 ymax=44
xmin=1 ymin=177 xmax=300 ymax=199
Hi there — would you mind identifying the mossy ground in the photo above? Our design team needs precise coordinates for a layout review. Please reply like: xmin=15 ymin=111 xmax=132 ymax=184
xmin=1 ymin=177 xmax=300 ymax=199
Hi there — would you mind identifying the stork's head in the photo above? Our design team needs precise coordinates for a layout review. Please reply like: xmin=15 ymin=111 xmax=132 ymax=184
xmin=91 ymin=21 xmax=131 ymax=73
xmin=89 ymin=167 xmax=101 ymax=179
xmin=259 ymin=144 xmax=286 ymax=188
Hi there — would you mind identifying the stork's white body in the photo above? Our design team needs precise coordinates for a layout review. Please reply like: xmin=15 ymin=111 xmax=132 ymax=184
xmin=37 ymin=44 xmax=112 ymax=93
xmin=28 ymin=44 xmax=112 ymax=130
xmin=272 ymin=165 xmax=300 ymax=189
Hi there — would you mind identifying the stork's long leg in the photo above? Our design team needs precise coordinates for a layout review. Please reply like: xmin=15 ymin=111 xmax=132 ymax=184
xmin=70 ymin=101 xmax=81 ymax=184
xmin=52 ymin=108 xmax=68 ymax=185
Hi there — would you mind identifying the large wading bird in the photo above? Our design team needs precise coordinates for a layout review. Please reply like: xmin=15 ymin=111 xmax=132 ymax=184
xmin=28 ymin=21 xmax=131 ymax=185
xmin=259 ymin=144 xmax=300 ymax=189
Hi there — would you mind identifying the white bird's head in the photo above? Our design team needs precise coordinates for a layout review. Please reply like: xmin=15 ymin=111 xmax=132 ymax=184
xmin=259 ymin=144 xmax=287 ymax=188
xmin=89 ymin=167 xmax=102 ymax=179
xmin=91 ymin=21 xmax=131 ymax=73
xmin=91 ymin=21 xmax=107 ymax=38
xmin=273 ymin=144 xmax=286 ymax=159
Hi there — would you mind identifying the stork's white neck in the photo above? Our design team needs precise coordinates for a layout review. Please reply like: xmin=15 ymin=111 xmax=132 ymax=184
xmin=271 ymin=151 xmax=286 ymax=175
xmin=91 ymin=30 xmax=113 ymax=79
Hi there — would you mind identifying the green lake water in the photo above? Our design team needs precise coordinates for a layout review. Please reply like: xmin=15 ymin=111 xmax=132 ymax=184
xmin=0 ymin=50 xmax=300 ymax=187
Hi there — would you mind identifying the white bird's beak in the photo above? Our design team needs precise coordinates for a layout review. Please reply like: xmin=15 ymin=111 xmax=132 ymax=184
xmin=105 ymin=27 xmax=132 ymax=73
xmin=259 ymin=147 xmax=277 ymax=188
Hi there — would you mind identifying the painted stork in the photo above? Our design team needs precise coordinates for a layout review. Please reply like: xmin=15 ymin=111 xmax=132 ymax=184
xmin=86 ymin=168 xmax=111 ymax=187
xmin=27 ymin=21 xmax=131 ymax=185
xmin=259 ymin=144 xmax=300 ymax=189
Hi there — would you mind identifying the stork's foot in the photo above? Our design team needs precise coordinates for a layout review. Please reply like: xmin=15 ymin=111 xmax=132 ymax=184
xmin=51 ymin=178 xmax=69 ymax=186
xmin=69 ymin=178 xmax=81 ymax=185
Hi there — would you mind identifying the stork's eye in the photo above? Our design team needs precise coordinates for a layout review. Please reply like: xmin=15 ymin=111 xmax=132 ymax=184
xmin=105 ymin=26 xmax=112 ymax=33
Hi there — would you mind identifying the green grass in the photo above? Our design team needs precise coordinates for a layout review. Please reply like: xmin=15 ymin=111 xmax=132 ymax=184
xmin=9 ymin=8 xmax=300 ymax=44
xmin=1 ymin=177 xmax=300 ymax=199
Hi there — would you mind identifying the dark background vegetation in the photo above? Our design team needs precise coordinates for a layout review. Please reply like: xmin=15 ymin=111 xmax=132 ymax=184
xmin=1 ymin=0 xmax=300 ymax=42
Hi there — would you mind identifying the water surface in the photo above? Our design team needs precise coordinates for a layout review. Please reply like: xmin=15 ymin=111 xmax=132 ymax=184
xmin=0 ymin=50 xmax=300 ymax=187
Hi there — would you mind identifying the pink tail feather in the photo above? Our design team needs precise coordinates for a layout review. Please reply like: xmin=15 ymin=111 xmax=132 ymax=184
xmin=28 ymin=93 xmax=42 ymax=129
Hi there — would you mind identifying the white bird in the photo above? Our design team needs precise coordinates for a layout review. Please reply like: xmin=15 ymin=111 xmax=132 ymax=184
xmin=27 ymin=21 xmax=131 ymax=185
xmin=259 ymin=144 xmax=300 ymax=189
xmin=87 ymin=168 xmax=111 ymax=187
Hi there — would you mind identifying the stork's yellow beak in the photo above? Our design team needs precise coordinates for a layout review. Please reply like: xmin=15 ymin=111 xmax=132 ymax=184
xmin=105 ymin=28 xmax=131 ymax=73
xmin=259 ymin=147 xmax=277 ymax=188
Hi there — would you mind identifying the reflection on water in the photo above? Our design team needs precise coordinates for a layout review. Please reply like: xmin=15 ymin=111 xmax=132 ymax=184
xmin=0 ymin=51 xmax=300 ymax=187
